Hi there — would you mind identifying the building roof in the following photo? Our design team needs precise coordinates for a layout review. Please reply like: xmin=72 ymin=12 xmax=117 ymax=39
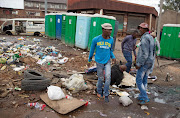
xmin=68 ymin=0 xmax=158 ymax=16
xmin=25 ymin=0 xmax=67 ymax=4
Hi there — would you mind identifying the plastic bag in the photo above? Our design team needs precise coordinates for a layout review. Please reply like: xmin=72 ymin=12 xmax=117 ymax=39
xmin=58 ymin=57 xmax=68 ymax=64
xmin=47 ymin=85 xmax=65 ymax=100
xmin=64 ymin=74 xmax=88 ymax=92
xmin=119 ymin=96 xmax=133 ymax=106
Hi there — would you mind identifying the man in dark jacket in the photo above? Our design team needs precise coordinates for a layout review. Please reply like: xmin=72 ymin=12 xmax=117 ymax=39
xmin=110 ymin=65 xmax=127 ymax=86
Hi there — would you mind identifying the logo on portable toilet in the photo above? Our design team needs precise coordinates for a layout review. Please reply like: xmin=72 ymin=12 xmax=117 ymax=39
xmin=50 ymin=18 xmax=52 ymax=22
xmin=93 ymin=21 xmax=96 ymax=27
xmin=168 ymin=34 xmax=171 ymax=37
xmin=63 ymin=16 xmax=66 ymax=20
xmin=58 ymin=19 xmax=60 ymax=23
xmin=69 ymin=19 xmax=72 ymax=24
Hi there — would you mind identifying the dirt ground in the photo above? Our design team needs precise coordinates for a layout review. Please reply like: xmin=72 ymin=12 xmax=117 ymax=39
xmin=0 ymin=35 xmax=179 ymax=118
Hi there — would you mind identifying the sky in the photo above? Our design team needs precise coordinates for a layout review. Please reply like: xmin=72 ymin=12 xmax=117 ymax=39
xmin=118 ymin=0 xmax=160 ymax=13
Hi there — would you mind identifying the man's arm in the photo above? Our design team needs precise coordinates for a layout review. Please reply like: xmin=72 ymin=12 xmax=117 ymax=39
xmin=110 ymin=39 xmax=116 ymax=64
xmin=88 ymin=38 xmax=96 ymax=63
xmin=136 ymin=37 xmax=149 ymax=67
xmin=121 ymin=36 xmax=128 ymax=52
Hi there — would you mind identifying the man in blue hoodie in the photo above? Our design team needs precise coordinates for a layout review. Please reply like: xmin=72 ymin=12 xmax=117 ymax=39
xmin=87 ymin=23 xmax=116 ymax=102
xmin=136 ymin=23 xmax=155 ymax=105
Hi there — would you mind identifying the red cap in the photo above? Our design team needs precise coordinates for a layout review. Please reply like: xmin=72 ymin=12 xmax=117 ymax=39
xmin=139 ymin=23 xmax=149 ymax=29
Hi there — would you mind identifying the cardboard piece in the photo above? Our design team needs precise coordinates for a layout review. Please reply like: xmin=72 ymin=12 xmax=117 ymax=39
xmin=40 ymin=93 xmax=86 ymax=114
xmin=120 ymin=72 xmax=136 ymax=87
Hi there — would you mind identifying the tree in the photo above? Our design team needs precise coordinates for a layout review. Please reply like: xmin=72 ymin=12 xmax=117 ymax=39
xmin=163 ymin=0 xmax=180 ymax=12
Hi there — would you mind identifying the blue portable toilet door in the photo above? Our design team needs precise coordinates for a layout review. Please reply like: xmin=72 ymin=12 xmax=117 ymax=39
xmin=75 ymin=17 xmax=86 ymax=48
xmin=56 ymin=15 xmax=62 ymax=40
xmin=75 ymin=16 xmax=91 ymax=49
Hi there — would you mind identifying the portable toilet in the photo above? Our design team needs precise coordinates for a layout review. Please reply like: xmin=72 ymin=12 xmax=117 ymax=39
xmin=88 ymin=14 xmax=116 ymax=50
xmin=160 ymin=24 xmax=180 ymax=59
xmin=75 ymin=14 xmax=92 ymax=49
xmin=56 ymin=13 xmax=62 ymax=40
xmin=61 ymin=13 xmax=67 ymax=42
xmin=45 ymin=14 xmax=49 ymax=37
xmin=65 ymin=13 xmax=77 ymax=47
xmin=45 ymin=13 xmax=56 ymax=39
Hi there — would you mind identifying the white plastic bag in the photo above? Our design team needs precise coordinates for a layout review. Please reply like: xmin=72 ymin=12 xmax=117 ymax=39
xmin=58 ymin=57 xmax=68 ymax=64
xmin=119 ymin=96 xmax=133 ymax=106
xmin=47 ymin=85 xmax=65 ymax=100
xmin=64 ymin=74 xmax=88 ymax=92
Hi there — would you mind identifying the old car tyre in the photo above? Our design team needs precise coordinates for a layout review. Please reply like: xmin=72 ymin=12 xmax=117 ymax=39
xmin=21 ymin=78 xmax=50 ymax=91
xmin=24 ymin=69 xmax=44 ymax=80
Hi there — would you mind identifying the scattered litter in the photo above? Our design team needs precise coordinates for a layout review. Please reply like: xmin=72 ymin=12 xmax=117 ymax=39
xmin=27 ymin=102 xmax=46 ymax=110
xmin=154 ymin=92 xmax=158 ymax=96
xmin=120 ymin=72 xmax=136 ymax=87
xmin=13 ymin=66 xmax=25 ymax=71
xmin=112 ymin=85 xmax=118 ymax=88
xmin=144 ymin=111 xmax=150 ymax=115
xmin=58 ymin=53 xmax=62 ymax=58
xmin=66 ymin=95 xmax=73 ymax=100
xmin=100 ymin=112 xmax=107 ymax=117
xmin=40 ymin=93 xmax=87 ymax=114
xmin=47 ymin=85 xmax=65 ymax=100
xmin=14 ymin=87 xmax=21 ymax=91
xmin=141 ymin=105 xmax=148 ymax=110
xmin=19 ymin=94 xmax=29 ymax=98
xmin=81 ymin=52 xmax=87 ymax=54
xmin=63 ymin=74 xmax=88 ymax=92
xmin=33 ymin=38 xmax=41 ymax=42
xmin=85 ymin=66 xmax=97 ymax=74
xmin=0 ymin=58 xmax=7 ymax=64
xmin=165 ymin=73 xmax=169 ymax=82
xmin=116 ymin=91 xmax=129 ymax=97
xmin=18 ymin=37 xmax=24 ymax=40
xmin=148 ymin=76 xmax=157 ymax=81
xmin=1 ymin=66 xmax=6 ymax=70
xmin=154 ymin=98 xmax=166 ymax=104
xmin=58 ymin=57 xmax=68 ymax=64
xmin=119 ymin=96 xmax=133 ymax=106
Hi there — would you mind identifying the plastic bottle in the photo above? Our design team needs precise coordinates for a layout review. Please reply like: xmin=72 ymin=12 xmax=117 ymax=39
xmin=80 ymin=99 xmax=88 ymax=106
xmin=66 ymin=95 xmax=73 ymax=100
xmin=27 ymin=102 xmax=46 ymax=110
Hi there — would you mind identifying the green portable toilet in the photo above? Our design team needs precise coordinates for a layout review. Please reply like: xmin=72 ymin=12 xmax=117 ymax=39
xmin=45 ymin=14 xmax=49 ymax=36
xmin=61 ymin=13 xmax=67 ymax=42
xmin=48 ymin=13 xmax=56 ymax=39
xmin=160 ymin=24 xmax=180 ymax=59
xmin=88 ymin=14 xmax=116 ymax=50
xmin=65 ymin=13 xmax=77 ymax=47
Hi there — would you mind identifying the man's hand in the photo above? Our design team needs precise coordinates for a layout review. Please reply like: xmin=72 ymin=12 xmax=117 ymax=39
xmin=136 ymin=65 xmax=140 ymax=69
xmin=112 ymin=58 xmax=116 ymax=64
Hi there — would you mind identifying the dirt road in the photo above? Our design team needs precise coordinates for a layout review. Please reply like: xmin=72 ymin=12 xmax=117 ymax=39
xmin=0 ymin=35 xmax=179 ymax=118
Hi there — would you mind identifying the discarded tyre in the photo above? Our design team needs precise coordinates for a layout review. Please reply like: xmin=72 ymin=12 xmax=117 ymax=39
xmin=21 ymin=78 xmax=50 ymax=91
xmin=24 ymin=69 xmax=44 ymax=80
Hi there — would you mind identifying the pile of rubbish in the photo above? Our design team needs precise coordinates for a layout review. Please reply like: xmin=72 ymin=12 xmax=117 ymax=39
xmin=0 ymin=37 xmax=69 ymax=72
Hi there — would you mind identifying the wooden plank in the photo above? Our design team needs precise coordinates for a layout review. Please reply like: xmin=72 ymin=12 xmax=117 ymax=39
xmin=40 ymin=93 xmax=86 ymax=114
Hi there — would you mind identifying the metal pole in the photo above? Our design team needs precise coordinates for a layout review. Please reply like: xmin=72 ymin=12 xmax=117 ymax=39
xmin=157 ymin=0 xmax=164 ymax=41
xmin=45 ymin=0 xmax=47 ymax=15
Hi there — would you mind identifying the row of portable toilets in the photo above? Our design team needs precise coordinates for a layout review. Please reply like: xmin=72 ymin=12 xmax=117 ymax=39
xmin=45 ymin=13 xmax=117 ymax=50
